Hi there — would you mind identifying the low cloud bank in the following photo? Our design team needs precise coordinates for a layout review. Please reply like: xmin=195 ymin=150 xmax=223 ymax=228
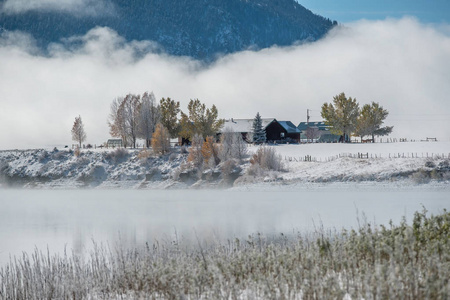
xmin=0 ymin=18 xmax=449 ymax=149
xmin=1 ymin=0 xmax=115 ymax=16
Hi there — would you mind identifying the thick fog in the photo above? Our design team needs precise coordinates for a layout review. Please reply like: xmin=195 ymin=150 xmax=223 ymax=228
xmin=0 ymin=17 xmax=449 ymax=149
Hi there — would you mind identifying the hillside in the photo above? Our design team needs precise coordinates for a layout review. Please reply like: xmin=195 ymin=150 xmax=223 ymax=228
xmin=1 ymin=142 xmax=449 ymax=189
xmin=0 ymin=0 xmax=336 ymax=60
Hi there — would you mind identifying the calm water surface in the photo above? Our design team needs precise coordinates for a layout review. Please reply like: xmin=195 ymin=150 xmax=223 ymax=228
xmin=0 ymin=187 xmax=448 ymax=267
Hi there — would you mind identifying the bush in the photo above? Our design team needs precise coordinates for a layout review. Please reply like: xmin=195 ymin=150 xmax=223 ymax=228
xmin=137 ymin=149 xmax=152 ymax=160
xmin=106 ymin=148 xmax=129 ymax=164
xmin=250 ymin=146 xmax=283 ymax=171
xmin=201 ymin=136 xmax=220 ymax=167
xmin=410 ymin=169 xmax=431 ymax=184
xmin=74 ymin=147 xmax=81 ymax=157
xmin=38 ymin=150 xmax=49 ymax=162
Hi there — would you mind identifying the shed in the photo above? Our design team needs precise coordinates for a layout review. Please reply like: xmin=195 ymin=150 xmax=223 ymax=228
xmin=107 ymin=139 xmax=123 ymax=148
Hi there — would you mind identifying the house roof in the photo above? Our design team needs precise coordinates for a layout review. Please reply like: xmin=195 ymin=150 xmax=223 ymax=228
xmin=297 ymin=121 xmax=330 ymax=132
xmin=278 ymin=121 xmax=301 ymax=134
xmin=221 ymin=118 xmax=276 ymax=133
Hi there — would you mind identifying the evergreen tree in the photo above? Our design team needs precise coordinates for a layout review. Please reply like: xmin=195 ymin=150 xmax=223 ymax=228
xmin=252 ymin=112 xmax=266 ymax=144
xmin=71 ymin=115 xmax=87 ymax=148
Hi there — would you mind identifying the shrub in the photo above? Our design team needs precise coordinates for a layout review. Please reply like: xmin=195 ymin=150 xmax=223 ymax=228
xmin=137 ymin=149 xmax=152 ymax=160
xmin=410 ymin=169 xmax=431 ymax=184
xmin=201 ymin=136 xmax=220 ymax=167
xmin=250 ymin=146 xmax=283 ymax=171
xmin=38 ymin=150 xmax=49 ymax=162
xmin=74 ymin=147 xmax=81 ymax=157
xmin=425 ymin=160 xmax=436 ymax=168
xmin=106 ymin=148 xmax=129 ymax=164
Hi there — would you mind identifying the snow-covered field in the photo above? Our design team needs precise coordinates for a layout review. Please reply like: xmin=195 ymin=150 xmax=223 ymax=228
xmin=0 ymin=141 xmax=449 ymax=188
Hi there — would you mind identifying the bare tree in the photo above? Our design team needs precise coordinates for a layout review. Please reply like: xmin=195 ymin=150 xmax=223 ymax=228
xmin=108 ymin=97 xmax=128 ymax=148
xmin=71 ymin=115 xmax=87 ymax=148
xmin=220 ymin=127 xmax=247 ymax=162
xmin=121 ymin=94 xmax=141 ymax=148
xmin=305 ymin=126 xmax=320 ymax=143
xmin=187 ymin=134 xmax=204 ymax=168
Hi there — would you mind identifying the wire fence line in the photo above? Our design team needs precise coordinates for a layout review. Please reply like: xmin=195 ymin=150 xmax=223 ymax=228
xmin=285 ymin=152 xmax=450 ymax=163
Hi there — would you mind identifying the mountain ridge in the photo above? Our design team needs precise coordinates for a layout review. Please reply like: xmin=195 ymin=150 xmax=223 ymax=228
xmin=0 ymin=0 xmax=336 ymax=60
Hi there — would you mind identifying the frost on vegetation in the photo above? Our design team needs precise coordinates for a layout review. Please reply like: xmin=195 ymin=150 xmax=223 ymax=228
xmin=410 ymin=159 xmax=450 ymax=184
xmin=1 ymin=209 xmax=448 ymax=299
xmin=105 ymin=148 xmax=129 ymax=164
xmin=250 ymin=146 xmax=283 ymax=172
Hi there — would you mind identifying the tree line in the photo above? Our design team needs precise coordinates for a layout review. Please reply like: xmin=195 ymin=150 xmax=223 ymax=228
xmin=106 ymin=92 xmax=224 ymax=149
xmin=321 ymin=92 xmax=393 ymax=142
xmin=71 ymin=92 xmax=394 ymax=148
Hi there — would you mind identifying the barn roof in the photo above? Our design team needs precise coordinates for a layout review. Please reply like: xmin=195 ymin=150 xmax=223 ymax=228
xmin=221 ymin=118 xmax=276 ymax=133
xmin=297 ymin=121 xmax=330 ymax=132
xmin=278 ymin=121 xmax=301 ymax=134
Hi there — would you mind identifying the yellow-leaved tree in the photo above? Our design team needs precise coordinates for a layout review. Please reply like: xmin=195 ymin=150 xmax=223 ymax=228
xmin=151 ymin=123 xmax=170 ymax=155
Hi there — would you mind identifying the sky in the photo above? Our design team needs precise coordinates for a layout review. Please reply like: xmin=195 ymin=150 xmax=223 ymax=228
xmin=0 ymin=1 xmax=450 ymax=149
xmin=299 ymin=0 xmax=450 ymax=24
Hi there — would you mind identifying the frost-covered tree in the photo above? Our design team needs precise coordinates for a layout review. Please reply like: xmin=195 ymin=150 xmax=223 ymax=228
xmin=252 ymin=112 xmax=266 ymax=144
xmin=187 ymin=133 xmax=204 ymax=168
xmin=305 ymin=126 xmax=320 ymax=143
xmin=179 ymin=99 xmax=224 ymax=140
xmin=321 ymin=93 xmax=359 ymax=143
xmin=71 ymin=115 xmax=86 ymax=148
xmin=121 ymin=94 xmax=141 ymax=149
xmin=151 ymin=123 xmax=171 ymax=155
xmin=138 ymin=92 xmax=159 ymax=148
xmin=108 ymin=97 xmax=129 ymax=148
xmin=355 ymin=102 xmax=393 ymax=142
xmin=160 ymin=97 xmax=180 ymax=138
xmin=220 ymin=127 xmax=247 ymax=161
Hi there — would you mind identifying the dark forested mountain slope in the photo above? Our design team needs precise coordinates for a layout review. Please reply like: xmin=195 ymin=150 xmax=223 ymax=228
xmin=0 ymin=0 xmax=336 ymax=60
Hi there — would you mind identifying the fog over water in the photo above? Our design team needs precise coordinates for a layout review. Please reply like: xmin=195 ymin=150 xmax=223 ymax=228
xmin=0 ymin=188 xmax=448 ymax=267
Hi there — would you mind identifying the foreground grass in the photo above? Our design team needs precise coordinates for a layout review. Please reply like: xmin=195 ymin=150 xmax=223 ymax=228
xmin=1 ymin=209 xmax=449 ymax=300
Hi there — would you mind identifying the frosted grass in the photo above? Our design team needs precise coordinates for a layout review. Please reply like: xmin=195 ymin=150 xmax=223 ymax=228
xmin=1 ymin=209 xmax=448 ymax=300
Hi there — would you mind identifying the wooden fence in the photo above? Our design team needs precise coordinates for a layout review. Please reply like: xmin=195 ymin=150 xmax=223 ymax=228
xmin=285 ymin=152 xmax=450 ymax=163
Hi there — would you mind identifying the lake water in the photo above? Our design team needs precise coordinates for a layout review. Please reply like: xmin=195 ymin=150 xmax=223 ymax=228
xmin=0 ymin=186 xmax=448 ymax=267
